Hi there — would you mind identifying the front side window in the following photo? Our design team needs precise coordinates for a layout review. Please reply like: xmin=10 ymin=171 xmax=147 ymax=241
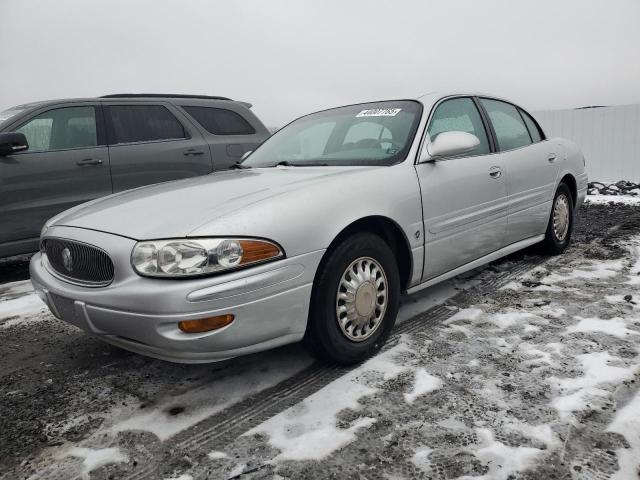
xmin=427 ymin=97 xmax=490 ymax=155
xmin=183 ymin=106 xmax=255 ymax=135
xmin=16 ymin=106 xmax=97 ymax=152
xmin=106 ymin=105 xmax=186 ymax=144
xmin=242 ymin=100 xmax=422 ymax=167
xmin=480 ymin=99 xmax=532 ymax=151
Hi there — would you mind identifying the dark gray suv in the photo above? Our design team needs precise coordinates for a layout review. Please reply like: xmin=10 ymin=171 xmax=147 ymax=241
xmin=0 ymin=94 xmax=270 ymax=258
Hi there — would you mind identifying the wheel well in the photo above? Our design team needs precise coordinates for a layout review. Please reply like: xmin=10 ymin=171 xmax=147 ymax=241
xmin=560 ymin=174 xmax=577 ymax=206
xmin=320 ymin=216 xmax=413 ymax=291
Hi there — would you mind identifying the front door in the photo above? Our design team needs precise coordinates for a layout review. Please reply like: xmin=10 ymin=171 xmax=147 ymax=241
xmin=0 ymin=104 xmax=112 ymax=252
xmin=415 ymin=97 xmax=508 ymax=280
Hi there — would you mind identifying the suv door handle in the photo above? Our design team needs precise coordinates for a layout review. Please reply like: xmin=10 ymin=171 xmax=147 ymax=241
xmin=76 ymin=158 xmax=103 ymax=166
xmin=489 ymin=166 xmax=502 ymax=179
xmin=548 ymin=153 xmax=557 ymax=162
xmin=183 ymin=149 xmax=205 ymax=156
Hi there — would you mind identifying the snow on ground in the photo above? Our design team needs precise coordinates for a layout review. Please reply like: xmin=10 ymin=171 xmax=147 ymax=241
xmin=64 ymin=446 xmax=127 ymax=474
xmin=247 ymin=340 xmax=415 ymax=460
xmin=3 ymin=204 xmax=640 ymax=479
xmin=585 ymin=194 xmax=640 ymax=205
xmin=0 ymin=280 xmax=45 ymax=328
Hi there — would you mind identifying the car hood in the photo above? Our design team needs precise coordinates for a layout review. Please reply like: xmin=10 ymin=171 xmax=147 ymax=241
xmin=53 ymin=166 xmax=369 ymax=239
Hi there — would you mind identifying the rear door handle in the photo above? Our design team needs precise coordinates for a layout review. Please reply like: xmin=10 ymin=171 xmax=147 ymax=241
xmin=489 ymin=166 xmax=502 ymax=179
xmin=76 ymin=158 xmax=103 ymax=166
xmin=548 ymin=153 xmax=557 ymax=162
xmin=183 ymin=149 xmax=205 ymax=156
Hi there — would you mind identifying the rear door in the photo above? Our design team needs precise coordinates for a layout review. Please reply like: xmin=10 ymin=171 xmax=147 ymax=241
xmin=416 ymin=96 xmax=508 ymax=280
xmin=478 ymin=98 xmax=559 ymax=244
xmin=103 ymin=102 xmax=213 ymax=192
xmin=0 ymin=104 xmax=111 ymax=251
xmin=180 ymin=105 xmax=266 ymax=170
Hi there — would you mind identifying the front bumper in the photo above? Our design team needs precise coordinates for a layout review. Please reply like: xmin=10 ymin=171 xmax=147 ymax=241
xmin=30 ymin=226 xmax=324 ymax=363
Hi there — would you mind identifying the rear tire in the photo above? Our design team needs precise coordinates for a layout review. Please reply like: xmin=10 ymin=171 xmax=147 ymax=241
xmin=304 ymin=233 xmax=400 ymax=364
xmin=540 ymin=183 xmax=574 ymax=255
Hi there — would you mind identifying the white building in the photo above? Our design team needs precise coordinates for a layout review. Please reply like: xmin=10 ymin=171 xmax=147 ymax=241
xmin=534 ymin=104 xmax=640 ymax=183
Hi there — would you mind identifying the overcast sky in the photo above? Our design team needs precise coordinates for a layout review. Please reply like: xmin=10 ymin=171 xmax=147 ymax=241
xmin=1 ymin=0 xmax=639 ymax=127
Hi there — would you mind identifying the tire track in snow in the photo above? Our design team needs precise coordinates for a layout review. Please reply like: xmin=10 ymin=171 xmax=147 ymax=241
xmin=124 ymin=256 xmax=547 ymax=480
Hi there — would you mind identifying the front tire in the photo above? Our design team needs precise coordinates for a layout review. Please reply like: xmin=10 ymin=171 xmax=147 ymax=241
xmin=541 ymin=183 xmax=574 ymax=255
xmin=304 ymin=233 xmax=400 ymax=364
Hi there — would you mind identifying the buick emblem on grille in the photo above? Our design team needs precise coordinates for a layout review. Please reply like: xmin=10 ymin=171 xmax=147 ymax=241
xmin=61 ymin=247 xmax=73 ymax=272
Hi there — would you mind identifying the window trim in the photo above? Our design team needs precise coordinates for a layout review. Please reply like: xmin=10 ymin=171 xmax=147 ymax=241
xmin=103 ymin=103 xmax=191 ymax=146
xmin=416 ymin=95 xmax=495 ymax=163
xmin=477 ymin=96 xmax=549 ymax=153
xmin=181 ymin=105 xmax=257 ymax=136
xmin=517 ymin=107 xmax=546 ymax=143
xmin=10 ymin=104 xmax=106 ymax=154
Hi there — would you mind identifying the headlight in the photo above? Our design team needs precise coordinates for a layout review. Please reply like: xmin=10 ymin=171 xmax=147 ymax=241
xmin=131 ymin=238 xmax=283 ymax=277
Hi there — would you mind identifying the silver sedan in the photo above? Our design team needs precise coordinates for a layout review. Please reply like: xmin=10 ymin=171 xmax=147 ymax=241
xmin=30 ymin=92 xmax=588 ymax=364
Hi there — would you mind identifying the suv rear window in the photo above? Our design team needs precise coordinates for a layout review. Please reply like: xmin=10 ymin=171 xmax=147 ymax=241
xmin=106 ymin=105 xmax=186 ymax=144
xmin=183 ymin=106 xmax=256 ymax=135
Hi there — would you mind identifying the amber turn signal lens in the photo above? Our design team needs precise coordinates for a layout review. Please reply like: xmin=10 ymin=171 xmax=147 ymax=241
xmin=238 ymin=240 xmax=282 ymax=264
xmin=178 ymin=314 xmax=235 ymax=333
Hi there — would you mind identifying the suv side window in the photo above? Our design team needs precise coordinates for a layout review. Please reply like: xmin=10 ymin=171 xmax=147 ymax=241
xmin=518 ymin=108 xmax=544 ymax=143
xmin=182 ymin=106 xmax=256 ymax=135
xmin=428 ymin=97 xmax=490 ymax=155
xmin=16 ymin=106 xmax=97 ymax=152
xmin=480 ymin=99 xmax=532 ymax=151
xmin=106 ymin=105 xmax=186 ymax=144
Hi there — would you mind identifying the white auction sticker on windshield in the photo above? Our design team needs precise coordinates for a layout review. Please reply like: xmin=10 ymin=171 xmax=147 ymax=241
xmin=356 ymin=108 xmax=402 ymax=117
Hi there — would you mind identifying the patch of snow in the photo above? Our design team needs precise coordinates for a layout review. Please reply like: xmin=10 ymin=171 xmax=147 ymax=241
xmin=65 ymin=446 xmax=127 ymax=473
xmin=607 ymin=390 xmax=640 ymax=480
xmin=411 ymin=446 xmax=434 ymax=473
xmin=549 ymin=352 xmax=638 ymax=419
xmin=442 ymin=307 xmax=484 ymax=325
xmin=0 ymin=292 xmax=46 ymax=324
xmin=489 ymin=311 xmax=541 ymax=330
xmin=404 ymin=369 xmax=443 ymax=404
xmin=207 ymin=451 xmax=228 ymax=460
xmin=111 ymin=350 xmax=313 ymax=440
xmin=543 ymin=259 xmax=624 ymax=284
xmin=565 ymin=316 xmax=639 ymax=339
xmin=458 ymin=428 xmax=545 ymax=480
xmin=248 ymin=341 xmax=410 ymax=460
xmin=584 ymin=194 xmax=640 ymax=205
xmin=519 ymin=343 xmax=552 ymax=365
xmin=164 ymin=475 xmax=193 ymax=480
xmin=523 ymin=324 xmax=541 ymax=333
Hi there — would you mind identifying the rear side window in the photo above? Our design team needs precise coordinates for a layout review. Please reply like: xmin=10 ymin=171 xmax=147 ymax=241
xmin=480 ymin=99 xmax=531 ymax=151
xmin=16 ymin=106 xmax=97 ymax=152
xmin=106 ymin=105 xmax=186 ymax=144
xmin=519 ymin=108 xmax=544 ymax=143
xmin=428 ymin=97 xmax=491 ymax=155
xmin=183 ymin=106 xmax=256 ymax=135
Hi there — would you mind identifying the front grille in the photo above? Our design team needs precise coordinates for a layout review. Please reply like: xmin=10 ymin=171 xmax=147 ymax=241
xmin=43 ymin=238 xmax=114 ymax=286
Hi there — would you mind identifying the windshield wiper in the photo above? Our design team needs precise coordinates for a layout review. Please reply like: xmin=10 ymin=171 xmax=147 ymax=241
xmin=274 ymin=160 xmax=329 ymax=167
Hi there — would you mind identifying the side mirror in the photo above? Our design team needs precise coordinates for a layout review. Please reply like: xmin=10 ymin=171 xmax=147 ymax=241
xmin=419 ymin=131 xmax=479 ymax=163
xmin=241 ymin=150 xmax=253 ymax=161
xmin=0 ymin=132 xmax=29 ymax=156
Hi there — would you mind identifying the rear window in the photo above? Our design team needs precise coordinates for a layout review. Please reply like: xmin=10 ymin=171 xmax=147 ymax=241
xmin=106 ymin=105 xmax=186 ymax=144
xmin=183 ymin=106 xmax=256 ymax=135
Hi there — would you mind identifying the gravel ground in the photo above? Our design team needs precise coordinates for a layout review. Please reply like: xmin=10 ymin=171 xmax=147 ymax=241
xmin=1 ymin=203 xmax=639 ymax=480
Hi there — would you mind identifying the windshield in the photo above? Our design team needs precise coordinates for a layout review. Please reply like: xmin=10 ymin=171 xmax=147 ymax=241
xmin=0 ymin=102 xmax=43 ymax=125
xmin=243 ymin=100 xmax=423 ymax=167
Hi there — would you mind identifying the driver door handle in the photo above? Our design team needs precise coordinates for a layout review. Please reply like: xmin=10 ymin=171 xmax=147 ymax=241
xmin=76 ymin=158 xmax=103 ymax=166
xmin=489 ymin=166 xmax=502 ymax=179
